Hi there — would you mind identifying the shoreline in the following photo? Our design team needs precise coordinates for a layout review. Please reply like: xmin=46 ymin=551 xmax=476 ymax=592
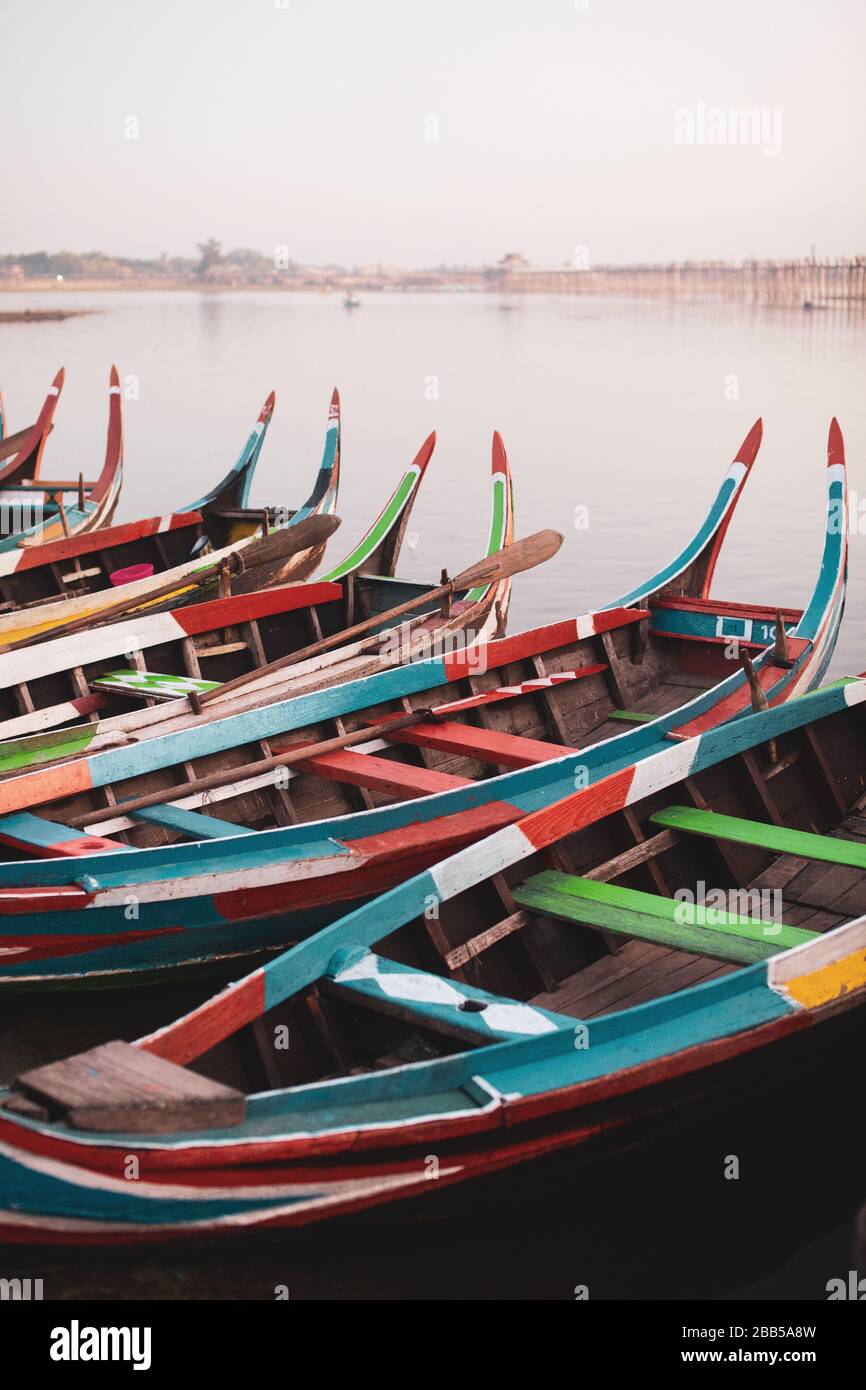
xmin=0 ymin=307 xmax=95 ymax=322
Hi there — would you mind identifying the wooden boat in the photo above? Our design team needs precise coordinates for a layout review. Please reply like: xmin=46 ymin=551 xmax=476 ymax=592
xmin=0 ymin=386 xmax=342 ymax=646
xmin=0 ymin=420 xmax=846 ymax=985
xmin=1 ymin=659 xmax=865 ymax=1243
xmin=0 ymin=426 xmax=495 ymax=744
xmin=0 ymin=368 xmax=123 ymax=551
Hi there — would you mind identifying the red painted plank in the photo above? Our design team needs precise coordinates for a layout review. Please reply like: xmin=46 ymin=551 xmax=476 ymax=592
xmin=671 ymin=644 xmax=810 ymax=738
xmin=0 ymin=830 xmax=121 ymax=859
xmin=650 ymin=596 xmax=803 ymax=622
xmin=441 ymin=609 xmax=650 ymax=682
xmin=14 ymin=512 xmax=202 ymax=572
xmin=174 ymin=581 xmax=343 ymax=637
xmin=142 ymin=969 xmax=267 ymax=1066
xmin=297 ymin=747 xmax=471 ymax=798
xmin=379 ymin=719 xmax=574 ymax=768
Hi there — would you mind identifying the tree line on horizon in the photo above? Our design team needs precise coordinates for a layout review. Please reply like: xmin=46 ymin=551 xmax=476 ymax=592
xmin=0 ymin=241 xmax=306 ymax=284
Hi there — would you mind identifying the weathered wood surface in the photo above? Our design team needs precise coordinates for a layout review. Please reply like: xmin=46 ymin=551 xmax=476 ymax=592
xmin=15 ymin=1040 xmax=246 ymax=1133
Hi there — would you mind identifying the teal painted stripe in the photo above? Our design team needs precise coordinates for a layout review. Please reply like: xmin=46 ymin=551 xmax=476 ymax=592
xmin=245 ymin=963 xmax=793 ymax=1133
xmin=131 ymin=805 xmax=255 ymax=840
xmin=651 ymin=607 xmax=795 ymax=647
xmin=605 ymin=473 xmax=737 ymax=608
xmin=290 ymin=423 xmax=339 ymax=524
xmin=0 ymin=1151 xmax=314 ymax=1222
xmin=262 ymin=869 xmax=443 ymax=1013
xmin=796 ymin=475 xmax=845 ymax=640
xmin=83 ymin=653 xmax=452 ymax=790
xmin=325 ymin=946 xmax=571 ymax=1041
xmin=85 ymin=963 xmax=795 ymax=1148
xmin=0 ymin=501 xmax=93 ymax=552
xmin=0 ymin=812 xmax=87 ymax=850
xmin=0 ymin=670 xmax=858 ymax=894
xmin=185 ymin=418 xmax=268 ymax=514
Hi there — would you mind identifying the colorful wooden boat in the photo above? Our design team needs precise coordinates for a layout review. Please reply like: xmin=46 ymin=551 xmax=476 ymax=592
xmin=0 ymin=426 xmax=490 ymax=744
xmin=0 ymin=369 xmax=123 ymax=551
xmin=0 ymin=420 xmax=846 ymax=985
xmin=1 ymin=664 xmax=865 ymax=1244
xmin=0 ymin=386 xmax=342 ymax=646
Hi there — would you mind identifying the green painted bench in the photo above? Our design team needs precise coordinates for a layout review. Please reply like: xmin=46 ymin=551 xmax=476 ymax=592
xmin=650 ymin=806 xmax=866 ymax=870
xmin=512 ymin=869 xmax=815 ymax=964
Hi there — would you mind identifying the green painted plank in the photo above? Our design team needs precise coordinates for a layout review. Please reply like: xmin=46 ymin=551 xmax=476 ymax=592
xmin=608 ymin=709 xmax=656 ymax=724
xmin=131 ymin=805 xmax=255 ymax=840
xmin=512 ymin=869 xmax=815 ymax=964
xmin=650 ymin=805 xmax=866 ymax=870
xmin=91 ymin=669 xmax=220 ymax=700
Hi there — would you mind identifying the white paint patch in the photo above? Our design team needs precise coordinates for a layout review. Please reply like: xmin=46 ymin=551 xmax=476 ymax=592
xmin=768 ymin=913 xmax=866 ymax=991
xmin=625 ymin=736 xmax=699 ymax=805
xmin=431 ymin=822 xmax=535 ymax=903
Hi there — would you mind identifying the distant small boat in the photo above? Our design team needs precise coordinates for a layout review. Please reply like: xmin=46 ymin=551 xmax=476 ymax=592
xmin=342 ymin=293 xmax=361 ymax=309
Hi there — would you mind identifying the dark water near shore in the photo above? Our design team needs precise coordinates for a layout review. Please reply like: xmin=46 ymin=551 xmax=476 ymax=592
xmin=1 ymin=290 xmax=865 ymax=1299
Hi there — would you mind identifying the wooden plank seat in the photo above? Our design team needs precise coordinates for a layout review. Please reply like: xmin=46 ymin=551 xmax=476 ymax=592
xmin=512 ymin=870 xmax=816 ymax=964
xmin=293 ymin=746 xmax=471 ymax=798
xmin=377 ymin=718 xmax=575 ymax=768
xmin=60 ymin=566 xmax=102 ymax=584
xmin=193 ymin=641 xmax=249 ymax=657
xmin=321 ymin=948 xmax=569 ymax=1043
xmin=130 ymin=805 xmax=255 ymax=839
xmin=0 ymin=811 xmax=124 ymax=858
xmin=204 ymin=506 xmax=272 ymax=522
xmin=650 ymin=806 xmax=866 ymax=870
xmin=14 ymin=1040 xmax=245 ymax=1133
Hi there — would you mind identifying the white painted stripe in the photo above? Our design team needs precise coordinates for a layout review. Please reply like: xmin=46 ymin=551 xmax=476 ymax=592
xmin=768 ymin=914 xmax=866 ymax=995
xmin=0 ymin=699 xmax=85 ymax=740
xmin=725 ymin=459 xmax=748 ymax=488
xmin=844 ymin=680 xmax=866 ymax=709
xmin=0 ymin=609 xmax=182 ymax=685
xmin=625 ymin=735 xmax=699 ymax=804
xmin=431 ymin=821 xmax=535 ymax=903
xmin=90 ymin=847 xmax=362 ymax=908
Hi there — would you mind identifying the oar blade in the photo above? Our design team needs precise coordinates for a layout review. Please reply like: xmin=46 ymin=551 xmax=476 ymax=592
xmin=453 ymin=528 xmax=563 ymax=590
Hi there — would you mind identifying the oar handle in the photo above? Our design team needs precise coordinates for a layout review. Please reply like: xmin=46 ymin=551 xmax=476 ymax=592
xmin=194 ymin=529 xmax=563 ymax=712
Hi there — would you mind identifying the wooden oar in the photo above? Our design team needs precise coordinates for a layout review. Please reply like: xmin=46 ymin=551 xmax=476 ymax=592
xmin=68 ymin=706 xmax=437 ymax=827
xmin=190 ymin=529 xmax=563 ymax=713
xmin=0 ymin=514 xmax=341 ymax=654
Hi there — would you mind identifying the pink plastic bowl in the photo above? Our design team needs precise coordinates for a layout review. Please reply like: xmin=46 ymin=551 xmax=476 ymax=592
xmin=109 ymin=563 xmax=155 ymax=587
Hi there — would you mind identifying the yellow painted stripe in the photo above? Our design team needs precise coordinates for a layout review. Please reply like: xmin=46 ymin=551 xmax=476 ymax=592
xmin=0 ymin=582 xmax=200 ymax=644
xmin=782 ymin=946 xmax=866 ymax=1009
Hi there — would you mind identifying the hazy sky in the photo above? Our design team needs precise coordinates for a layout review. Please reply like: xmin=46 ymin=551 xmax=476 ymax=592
xmin=2 ymin=0 xmax=864 ymax=266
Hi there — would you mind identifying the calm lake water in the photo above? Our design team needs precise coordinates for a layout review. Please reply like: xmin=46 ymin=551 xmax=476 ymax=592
xmin=2 ymin=290 xmax=865 ymax=1299
xmin=2 ymin=289 xmax=865 ymax=672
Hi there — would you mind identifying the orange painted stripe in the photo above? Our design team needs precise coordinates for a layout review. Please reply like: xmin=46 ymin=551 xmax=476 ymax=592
xmin=0 ymin=758 xmax=94 ymax=816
